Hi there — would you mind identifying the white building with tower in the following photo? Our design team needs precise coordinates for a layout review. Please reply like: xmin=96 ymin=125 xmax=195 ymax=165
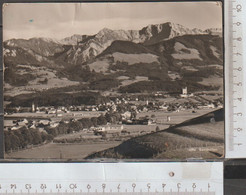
xmin=32 ymin=102 xmax=36 ymax=112
xmin=180 ymin=87 xmax=193 ymax=98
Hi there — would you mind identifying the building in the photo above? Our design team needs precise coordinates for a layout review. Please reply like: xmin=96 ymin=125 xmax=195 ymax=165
xmin=121 ymin=111 xmax=131 ymax=120
xmin=4 ymin=120 xmax=15 ymax=128
xmin=38 ymin=120 xmax=50 ymax=127
xmin=182 ymin=87 xmax=188 ymax=95
xmin=180 ymin=87 xmax=194 ymax=98
xmin=32 ymin=102 xmax=36 ymax=112
xmin=105 ymin=125 xmax=124 ymax=131
xmin=198 ymin=103 xmax=215 ymax=109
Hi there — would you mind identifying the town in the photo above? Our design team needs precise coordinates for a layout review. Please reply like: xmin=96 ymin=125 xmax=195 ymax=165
xmin=4 ymin=87 xmax=223 ymax=158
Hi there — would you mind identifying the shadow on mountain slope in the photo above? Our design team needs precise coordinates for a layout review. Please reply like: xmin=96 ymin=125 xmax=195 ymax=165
xmin=86 ymin=108 xmax=224 ymax=159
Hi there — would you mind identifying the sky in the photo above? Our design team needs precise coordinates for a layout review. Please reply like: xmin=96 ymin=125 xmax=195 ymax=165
xmin=3 ymin=2 xmax=223 ymax=41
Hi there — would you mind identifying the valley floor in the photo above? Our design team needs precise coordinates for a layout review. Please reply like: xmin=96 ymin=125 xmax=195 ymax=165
xmin=5 ymin=141 xmax=122 ymax=160
xmin=4 ymin=108 xmax=223 ymax=160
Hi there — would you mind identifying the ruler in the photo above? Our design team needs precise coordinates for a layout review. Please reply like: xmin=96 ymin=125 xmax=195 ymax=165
xmin=0 ymin=163 xmax=223 ymax=195
xmin=225 ymin=0 xmax=246 ymax=158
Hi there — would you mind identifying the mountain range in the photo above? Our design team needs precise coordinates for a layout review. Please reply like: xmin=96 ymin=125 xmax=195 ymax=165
xmin=4 ymin=22 xmax=222 ymax=65
xmin=3 ymin=22 xmax=223 ymax=106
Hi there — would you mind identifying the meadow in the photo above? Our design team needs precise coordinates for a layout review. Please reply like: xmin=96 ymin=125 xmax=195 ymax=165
xmin=5 ymin=141 xmax=121 ymax=159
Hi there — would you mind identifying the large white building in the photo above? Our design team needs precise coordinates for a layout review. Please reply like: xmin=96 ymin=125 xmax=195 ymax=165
xmin=180 ymin=87 xmax=193 ymax=98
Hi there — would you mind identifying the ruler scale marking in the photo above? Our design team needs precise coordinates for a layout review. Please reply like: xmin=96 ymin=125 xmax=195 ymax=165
xmin=0 ymin=163 xmax=223 ymax=195
xmin=0 ymin=193 xmax=216 ymax=195
xmin=225 ymin=0 xmax=246 ymax=158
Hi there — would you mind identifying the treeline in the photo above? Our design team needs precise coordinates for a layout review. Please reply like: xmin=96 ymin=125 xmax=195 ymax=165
xmin=4 ymin=63 xmax=36 ymax=87
xmin=45 ymin=114 xmax=110 ymax=137
xmin=119 ymin=80 xmax=181 ymax=93
xmin=181 ymin=67 xmax=222 ymax=79
xmin=110 ymin=62 xmax=169 ymax=81
xmin=6 ymin=91 xmax=109 ymax=108
xmin=4 ymin=127 xmax=53 ymax=152
xmin=89 ymin=78 xmax=120 ymax=90
xmin=4 ymin=113 xmax=120 ymax=152
xmin=119 ymin=79 xmax=220 ymax=94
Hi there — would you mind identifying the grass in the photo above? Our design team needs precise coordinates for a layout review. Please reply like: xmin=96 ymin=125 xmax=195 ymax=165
xmin=120 ymin=76 xmax=149 ymax=87
xmin=123 ymin=124 xmax=169 ymax=133
xmin=172 ymin=42 xmax=202 ymax=60
xmin=156 ymin=146 xmax=224 ymax=159
xmin=112 ymin=52 xmax=159 ymax=65
xmin=87 ymin=109 xmax=224 ymax=159
xmin=5 ymin=111 xmax=105 ymax=120
xmin=88 ymin=59 xmax=110 ymax=73
xmin=4 ymin=65 xmax=79 ymax=97
xmin=137 ymin=109 xmax=217 ymax=125
xmin=171 ymin=121 xmax=224 ymax=142
xmin=198 ymin=76 xmax=223 ymax=90
xmin=5 ymin=108 xmax=223 ymax=160
xmin=5 ymin=141 xmax=122 ymax=159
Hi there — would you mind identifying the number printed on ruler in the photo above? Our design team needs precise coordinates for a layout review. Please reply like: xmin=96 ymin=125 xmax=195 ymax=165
xmin=0 ymin=163 xmax=223 ymax=195
xmin=0 ymin=181 xmax=216 ymax=194
xmin=232 ymin=0 xmax=244 ymax=146
xmin=225 ymin=0 xmax=246 ymax=158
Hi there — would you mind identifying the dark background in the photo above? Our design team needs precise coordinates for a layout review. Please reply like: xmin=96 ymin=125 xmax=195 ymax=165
xmin=225 ymin=160 xmax=246 ymax=195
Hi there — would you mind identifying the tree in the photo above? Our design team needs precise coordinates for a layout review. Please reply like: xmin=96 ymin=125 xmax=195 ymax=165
xmin=79 ymin=118 xmax=93 ymax=128
xmin=30 ymin=129 xmax=42 ymax=145
xmin=9 ymin=132 xmax=21 ymax=150
xmin=46 ymin=127 xmax=58 ymax=137
xmin=91 ymin=117 xmax=98 ymax=126
xmin=105 ymin=112 xmax=112 ymax=122
xmin=57 ymin=122 xmax=69 ymax=134
xmin=69 ymin=121 xmax=83 ymax=132
xmin=156 ymin=126 xmax=160 ymax=132
xmin=97 ymin=114 xmax=107 ymax=125
xmin=4 ymin=131 xmax=11 ymax=152
xmin=101 ymin=131 xmax=107 ymax=139
xmin=131 ymin=111 xmax=137 ymax=119
xmin=41 ymin=132 xmax=48 ymax=142
xmin=20 ymin=126 xmax=33 ymax=146
xmin=151 ymin=114 xmax=156 ymax=118
xmin=13 ymin=130 xmax=25 ymax=148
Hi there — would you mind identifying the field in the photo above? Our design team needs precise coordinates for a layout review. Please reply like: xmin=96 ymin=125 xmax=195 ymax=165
xmin=171 ymin=42 xmax=202 ymax=60
xmin=5 ymin=142 xmax=122 ymax=159
xmin=87 ymin=109 xmax=224 ymax=159
xmin=4 ymin=65 xmax=79 ymax=96
xmin=137 ymin=108 xmax=217 ymax=125
xmin=123 ymin=124 xmax=169 ymax=134
xmin=119 ymin=76 xmax=149 ymax=87
xmin=4 ymin=108 xmax=222 ymax=159
xmin=5 ymin=111 xmax=106 ymax=121
xmin=88 ymin=59 xmax=110 ymax=73
xmin=198 ymin=76 xmax=223 ymax=90
xmin=155 ymin=121 xmax=224 ymax=159
xmin=112 ymin=52 xmax=159 ymax=65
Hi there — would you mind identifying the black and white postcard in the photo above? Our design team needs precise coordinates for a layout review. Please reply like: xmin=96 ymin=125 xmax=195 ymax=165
xmin=3 ymin=2 xmax=224 ymax=160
